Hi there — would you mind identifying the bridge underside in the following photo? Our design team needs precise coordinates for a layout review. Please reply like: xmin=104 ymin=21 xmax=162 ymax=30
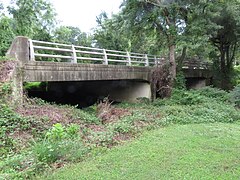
xmin=28 ymin=80 xmax=151 ymax=106
xmin=182 ymin=68 xmax=213 ymax=89
xmin=23 ymin=62 xmax=152 ymax=103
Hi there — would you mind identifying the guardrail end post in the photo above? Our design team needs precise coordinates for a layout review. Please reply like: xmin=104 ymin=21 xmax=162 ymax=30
xmin=6 ymin=36 xmax=30 ymax=64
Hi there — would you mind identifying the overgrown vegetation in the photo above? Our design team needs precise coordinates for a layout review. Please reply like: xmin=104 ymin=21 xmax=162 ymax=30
xmin=0 ymin=0 xmax=239 ymax=178
xmin=0 ymin=57 xmax=239 ymax=178
xmin=151 ymin=64 xmax=173 ymax=99
xmin=230 ymin=85 xmax=240 ymax=108
xmin=1 ymin=78 xmax=239 ymax=178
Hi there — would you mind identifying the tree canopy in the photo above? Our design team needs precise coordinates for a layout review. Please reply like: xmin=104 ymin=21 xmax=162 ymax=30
xmin=93 ymin=0 xmax=240 ymax=89
xmin=0 ymin=0 xmax=239 ymax=89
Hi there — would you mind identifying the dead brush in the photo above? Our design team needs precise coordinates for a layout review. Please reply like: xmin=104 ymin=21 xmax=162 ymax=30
xmin=96 ymin=97 xmax=113 ymax=123
xmin=0 ymin=60 xmax=16 ymax=82
xmin=151 ymin=64 xmax=172 ymax=98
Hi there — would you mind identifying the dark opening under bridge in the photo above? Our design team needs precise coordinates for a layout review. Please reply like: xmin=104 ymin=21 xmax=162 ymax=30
xmin=7 ymin=36 xmax=212 ymax=104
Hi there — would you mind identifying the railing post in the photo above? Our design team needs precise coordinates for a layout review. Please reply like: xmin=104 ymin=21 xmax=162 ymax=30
xmin=71 ymin=45 xmax=77 ymax=63
xmin=28 ymin=39 xmax=35 ymax=61
xmin=127 ymin=51 xmax=131 ymax=66
xmin=154 ymin=56 xmax=157 ymax=66
xmin=103 ymin=49 xmax=108 ymax=65
xmin=145 ymin=54 xmax=149 ymax=66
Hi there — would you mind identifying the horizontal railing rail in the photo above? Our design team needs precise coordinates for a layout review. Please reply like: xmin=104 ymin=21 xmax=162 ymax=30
xmin=29 ymin=39 xmax=164 ymax=66
xmin=182 ymin=59 xmax=212 ymax=69
xmin=28 ymin=39 xmax=212 ymax=69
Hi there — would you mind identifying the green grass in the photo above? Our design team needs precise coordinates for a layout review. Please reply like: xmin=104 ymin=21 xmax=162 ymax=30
xmin=1 ymin=85 xmax=239 ymax=178
xmin=43 ymin=123 xmax=240 ymax=180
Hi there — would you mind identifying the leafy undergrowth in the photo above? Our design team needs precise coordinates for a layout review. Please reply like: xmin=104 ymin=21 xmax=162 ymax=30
xmin=0 ymin=85 xmax=240 ymax=179
xmin=44 ymin=123 xmax=240 ymax=179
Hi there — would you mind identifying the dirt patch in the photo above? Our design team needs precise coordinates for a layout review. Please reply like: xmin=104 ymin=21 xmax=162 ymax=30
xmin=103 ymin=108 xmax=132 ymax=124
xmin=113 ymin=133 xmax=133 ymax=143
xmin=97 ymin=102 xmax=132 ymax=124
xmin=134 ymin=120 xmax=150 ymax=129
xmin=9 ymin=131 xmax=34 ymax=150
xmin=0 ymin=60 xmax=16 ymax=82
xmin=16 ymin=104 xmax=77 ymax=127
xmin=87 ymin=124 xmax=106 ymax=132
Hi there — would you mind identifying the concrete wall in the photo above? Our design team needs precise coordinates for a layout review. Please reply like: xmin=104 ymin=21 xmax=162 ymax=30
xmin=182 ymin=68 xmax=212 ymax=79
xmin=23 ymin=62 xmax=151 ymax=82
xmin=106 ymin=81 xmax=151 ymax=102
xmin=6 ymin=36 xmax=29 ymax=64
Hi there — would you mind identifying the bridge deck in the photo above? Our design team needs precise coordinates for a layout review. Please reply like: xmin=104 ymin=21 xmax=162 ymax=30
xmin=23 ymin=61 xmax=151 ymax=82
xmin=7 ymin=36 xmax=212 ymax=83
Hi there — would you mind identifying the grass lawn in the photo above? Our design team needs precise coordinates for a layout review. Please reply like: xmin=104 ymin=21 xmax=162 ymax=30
xmin=43 ymin=123 xmax=240 ymax=180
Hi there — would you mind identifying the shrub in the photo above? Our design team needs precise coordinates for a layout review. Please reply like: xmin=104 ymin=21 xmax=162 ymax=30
xmin=195 ymin=86 xmax=229 ymax=102
xmin=0 ymin=103 xmax=31 ymax=156
xmin=71 ymin=108 xmax=101 ymax=124
xmin=160 ymin=102 xmax=240 ymax=125
xmin=88 ymin=131 xmax=115 ymax=147
xmin=33 ymin=139 xmax=87 ymax=164
xmin=109 ymin=121 xmax=134 ymax=134
xmin=230 ymin=85 xmax=240 ymax=108
xmin=233 ymin=65 xmax=240 ymax=86
xmin=174 ymin=71 xmax=186 ymax=90
xmin=33 ymin=141 xmax=61 ymax=164
xmin=170 ymin=89 xmax=204 ymax=105
xmin=33 ymin=123 xmax=83 ymax=164
xmin=66 ymin=124 xmax=80 ymax=138
xmin=45 ymin=123 xmax=80 ymax=141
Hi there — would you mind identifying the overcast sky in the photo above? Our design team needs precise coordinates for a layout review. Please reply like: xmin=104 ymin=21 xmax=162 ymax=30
xmin=1 ymin=0 xmax=123 ymax=32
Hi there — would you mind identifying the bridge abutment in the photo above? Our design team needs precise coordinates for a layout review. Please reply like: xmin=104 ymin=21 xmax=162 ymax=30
xmin=107 ymin=81 xmax=151 ymax=102
xmin=6 ymin=37 xmax=29 ymax=105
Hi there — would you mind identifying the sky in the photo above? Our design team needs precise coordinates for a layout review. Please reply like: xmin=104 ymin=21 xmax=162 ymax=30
xmin=51 ymin=0 xmax=122 ymax=32
xmin=1 ymin=0 xmax=123 ymax=32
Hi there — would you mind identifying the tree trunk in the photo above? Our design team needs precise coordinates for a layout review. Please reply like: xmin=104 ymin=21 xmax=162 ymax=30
xmin=176 ymin=46 xmax=187 ymax=72
xmin=169 ymin=44 xmax=176 ymax=79
xmin=219 ymin=48 xmax=232 ymax=90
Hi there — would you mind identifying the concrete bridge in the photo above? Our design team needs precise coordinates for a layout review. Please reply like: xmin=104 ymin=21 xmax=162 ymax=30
xmin=7 ymin=37 xmax=212 ymax=104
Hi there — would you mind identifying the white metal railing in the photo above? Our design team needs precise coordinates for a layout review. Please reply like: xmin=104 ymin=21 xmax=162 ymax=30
xmin=29 ymin=39 xmax=165 ymax=66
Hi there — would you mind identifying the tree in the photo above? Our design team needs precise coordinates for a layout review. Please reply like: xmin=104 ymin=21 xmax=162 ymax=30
xmin=209 ymin=1 xmax=240 ymax=90
xmin=8 ymin=0 xmax=56 ymax=39
xmin=0 ymin=16 xmax=15 ymax=56
xmin=121 ymin=0 xmax=189 ymax=79
xmin=54 ymin=26 xmax=93 ymax=46
xmin=94 ymin=11 xmax=167 ymax=56
xmin=94 ymin=12 xmax=130 ymax=51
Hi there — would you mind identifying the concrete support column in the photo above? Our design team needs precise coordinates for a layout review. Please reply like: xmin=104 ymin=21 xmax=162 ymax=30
xmin=11 ymin=64 xmax=23 ymax=106
xmin=109 ymin=81 xmax=152 ymax=102
xmin=6 ymin=36 xmax=29 ymax=105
